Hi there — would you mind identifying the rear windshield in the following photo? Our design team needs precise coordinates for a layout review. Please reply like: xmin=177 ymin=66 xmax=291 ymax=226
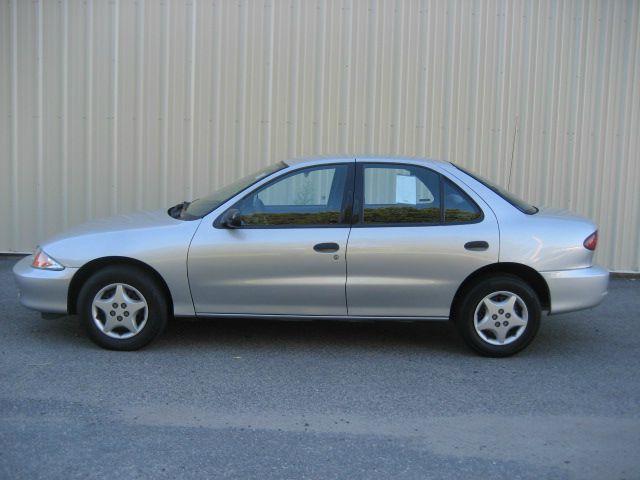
xmin=453 ymin=164 xmax=538 ymax=215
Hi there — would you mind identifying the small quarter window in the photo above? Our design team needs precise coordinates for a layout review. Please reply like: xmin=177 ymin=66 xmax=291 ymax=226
xmin=443 ymin=179 xmax=482 ymax=223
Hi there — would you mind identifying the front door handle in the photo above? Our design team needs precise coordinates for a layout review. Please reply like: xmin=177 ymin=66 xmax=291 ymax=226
xmin=465 ymin=241 xmax=489 ymax=251
xmin=313 ymin=242 xmax=340 ymax=253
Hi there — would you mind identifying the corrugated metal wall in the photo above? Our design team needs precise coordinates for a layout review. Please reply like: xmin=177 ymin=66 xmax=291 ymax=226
xmin=1 ymin=0 xmax=639 ymax=271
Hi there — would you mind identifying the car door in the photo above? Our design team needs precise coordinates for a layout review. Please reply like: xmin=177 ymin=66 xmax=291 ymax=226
xmin=346 ymin=161 xmax=499 ymax=318
xmin=188 ymin=163 xmax=354 ymax=316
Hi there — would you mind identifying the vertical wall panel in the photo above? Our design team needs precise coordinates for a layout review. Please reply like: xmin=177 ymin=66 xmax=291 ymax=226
xmin=0 ymin=0 xmax=12 ymax=250
xmin=0 ymin=0 xmax=639 ymax=272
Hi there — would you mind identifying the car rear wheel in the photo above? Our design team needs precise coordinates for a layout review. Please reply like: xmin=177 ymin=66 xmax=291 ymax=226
xmin=77 ymin=266 xmax=168 ymax=350
xmin=456 ymin=274 xmax=541 ymax=357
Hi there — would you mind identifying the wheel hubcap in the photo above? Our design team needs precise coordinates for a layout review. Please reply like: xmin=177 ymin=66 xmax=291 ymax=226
xmin=473 ymin=291 xmax=528 ymax=346
xmin=91 ymin=283 xmax=148 ymax=339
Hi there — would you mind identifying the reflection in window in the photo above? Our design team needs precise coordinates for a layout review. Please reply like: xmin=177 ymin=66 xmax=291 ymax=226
xmin=241 ymin=211 xmax=342 ymax=226
xmin=363 ymin=205 xmax=440 ymax=224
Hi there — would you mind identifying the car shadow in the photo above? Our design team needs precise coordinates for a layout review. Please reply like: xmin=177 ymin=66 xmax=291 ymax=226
xmin=24 ymin=310 xmax=581 ymax=358
xmin=13 ymin=307 xmax=466 ymax=355
xmin=154 ymin=316 xmax=466 ymax=355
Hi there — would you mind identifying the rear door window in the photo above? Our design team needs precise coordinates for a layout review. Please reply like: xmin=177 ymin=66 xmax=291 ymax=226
xmin=361 ymin=165 xmax=441 ymax=224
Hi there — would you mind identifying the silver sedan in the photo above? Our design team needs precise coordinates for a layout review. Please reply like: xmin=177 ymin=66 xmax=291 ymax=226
xmin=13 ymin=157 xmax=609 ymax=356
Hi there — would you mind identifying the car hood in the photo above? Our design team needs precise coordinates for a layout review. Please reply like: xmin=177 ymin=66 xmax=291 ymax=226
xmin=41 ymin=209 xmax=203 ymax=268
xmin=45 ymin=210 xmax=181 ymax=241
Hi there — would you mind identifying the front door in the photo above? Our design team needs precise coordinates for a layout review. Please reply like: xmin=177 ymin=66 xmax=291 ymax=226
xmin=346 ymin=162 xmax=499 ymax=318
xmin=188 ymin=163 xmax=354 ymax=316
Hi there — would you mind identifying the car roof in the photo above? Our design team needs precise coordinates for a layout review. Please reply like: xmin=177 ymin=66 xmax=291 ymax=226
xmin=284 ymin=155 xmax=450 ymax=168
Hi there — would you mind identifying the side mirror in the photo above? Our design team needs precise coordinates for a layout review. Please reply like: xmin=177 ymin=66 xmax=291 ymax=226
xmin=221 ymin=208 xmax=242 ymax=228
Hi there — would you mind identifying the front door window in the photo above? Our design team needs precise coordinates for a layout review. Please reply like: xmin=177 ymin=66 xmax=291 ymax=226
xmin=233 ymin=165 xmax=351 ymax=227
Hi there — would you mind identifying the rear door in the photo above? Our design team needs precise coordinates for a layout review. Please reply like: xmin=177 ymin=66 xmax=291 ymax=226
xmin=346 ymin=162 xmax=499 ymax=318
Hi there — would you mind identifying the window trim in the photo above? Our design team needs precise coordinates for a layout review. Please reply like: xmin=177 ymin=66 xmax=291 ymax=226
xmin=214 ymin=162 xmax=356 ymax=229
xmin=352 ymin=162 xmax=485 ymax=228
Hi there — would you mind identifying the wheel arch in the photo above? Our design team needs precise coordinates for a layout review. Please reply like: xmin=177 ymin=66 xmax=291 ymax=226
xmin=67 ymin=256 xmax=174 ymax=315
xmin=450 ymin=262 xmax=550 ymax=319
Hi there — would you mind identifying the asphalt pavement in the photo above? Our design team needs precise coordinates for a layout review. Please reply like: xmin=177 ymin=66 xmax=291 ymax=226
xmin=1 ymin=256 xmax=639 ymax=480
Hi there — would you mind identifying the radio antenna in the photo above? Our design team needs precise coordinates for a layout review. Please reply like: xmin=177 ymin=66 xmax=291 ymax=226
xmin=508 ymin=116 xmax=519 ymax=190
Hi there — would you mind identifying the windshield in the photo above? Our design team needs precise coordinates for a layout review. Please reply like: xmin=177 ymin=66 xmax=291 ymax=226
xmin=453 ymin=164 xmax=538 ymax=215
xmin=180 ymin=162 xmax=287 ymax=219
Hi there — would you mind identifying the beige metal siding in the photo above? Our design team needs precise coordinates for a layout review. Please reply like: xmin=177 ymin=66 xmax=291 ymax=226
xmin=1 ymin=0 xmax=639 ymax=272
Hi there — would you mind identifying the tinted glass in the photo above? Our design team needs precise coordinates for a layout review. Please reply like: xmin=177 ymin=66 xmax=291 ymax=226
xmin=453 ymin=164 xmax=538 ymax=214
xmin=362 ymin=165 xmax=440 ymax=224
xmin=235 ymin=165 xmax=349 ymax=226
xmin=443 ymin=179 xmax=482 ymax=223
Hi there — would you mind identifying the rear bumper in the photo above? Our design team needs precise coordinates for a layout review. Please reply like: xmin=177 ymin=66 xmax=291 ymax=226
xmin=12 ymin=255 xmax=78 ymax=314
xmin=540 ymin=265 xmax=609 ymax=315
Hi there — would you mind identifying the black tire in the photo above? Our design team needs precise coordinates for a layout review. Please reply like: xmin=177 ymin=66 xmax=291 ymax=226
xmin=455 ymin=274 xmax=541 ymax=357
xmin=77 ymin=265 xmax=169 ymax=350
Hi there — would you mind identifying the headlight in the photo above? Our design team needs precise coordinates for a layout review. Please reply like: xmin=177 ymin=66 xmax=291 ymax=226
xmin=31 ymin=248 xmax=65 ymax=271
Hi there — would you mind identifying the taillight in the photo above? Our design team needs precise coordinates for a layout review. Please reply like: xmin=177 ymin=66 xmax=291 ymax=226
xmin=583 ymin=231 xmax=598 ymax=251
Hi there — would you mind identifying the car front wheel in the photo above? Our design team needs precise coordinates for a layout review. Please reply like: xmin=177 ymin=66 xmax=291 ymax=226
xmin=77 ymin=266 xmax=168 ymax=350
xmin=456 ymin=274 xmax=541 ymax=357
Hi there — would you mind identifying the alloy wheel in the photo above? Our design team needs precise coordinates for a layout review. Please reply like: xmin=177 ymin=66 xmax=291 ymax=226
xmin=91 ymin=283 xmax=149 ymax=339
xmin=473 ymin=290 xmax=528 ymax=346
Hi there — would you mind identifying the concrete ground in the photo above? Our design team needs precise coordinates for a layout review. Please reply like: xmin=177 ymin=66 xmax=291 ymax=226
xmin=1 ymin=256 xmax=639 ymax=480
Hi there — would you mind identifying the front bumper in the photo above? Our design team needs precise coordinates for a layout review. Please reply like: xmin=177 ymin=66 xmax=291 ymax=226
xmin=12 ymin=255 xmax=78 ymax=314
xmin=540 ymin=265 xmax=609 ymax=315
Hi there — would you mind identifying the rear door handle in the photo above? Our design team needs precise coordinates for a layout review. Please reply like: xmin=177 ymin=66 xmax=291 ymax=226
xmin=464 ymin=241 xmax=489 ymax=251
xmin=313 ymin=242 xmax=340 ymax=253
